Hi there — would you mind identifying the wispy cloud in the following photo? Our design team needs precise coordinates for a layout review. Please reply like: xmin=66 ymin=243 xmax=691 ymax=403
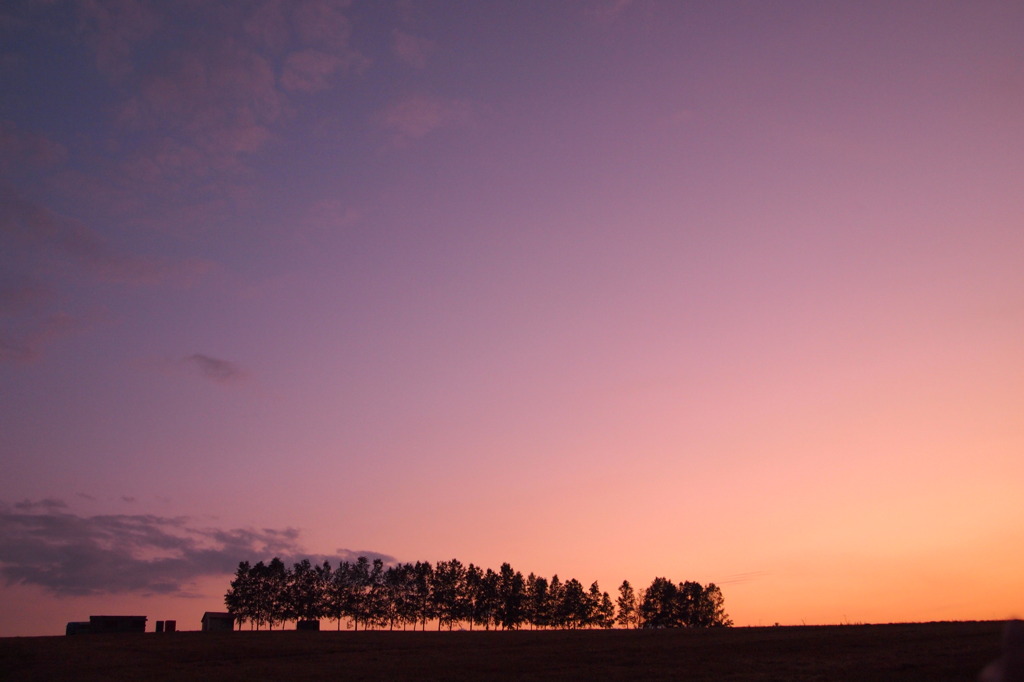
xmin=1 ymin=195 xmax=211 ymax=287
xmin=392 ymin=29 xmax=434 ymax=70
xmin=0 ymin=191 xmax=211 ymax=363
xmin=74 ymin=0 xmax=161 ymax=82
xmin=0 ymin=119 xmax=67 ymax=172
xmin=280 ymin=49 xmax=344 ymax=93
xmin=585 ymin=0 xmax=635 ymax=24
xmin=0 ymin=500 xmax=395 ymax=596
xmin=377 ymin=94 xmax=477 ymax=144
xmin=719 ymin=570 xmax=772 ymax=585
xmin=13 ymin=498 xmax=68 ymax=512
xmin=0 ymin=311 xmax=85 ymax=364
xmin=183 ymin=353 xmax=246 ymax=384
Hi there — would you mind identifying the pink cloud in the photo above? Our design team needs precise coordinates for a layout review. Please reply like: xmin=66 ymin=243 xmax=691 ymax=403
xmin=0 ymin=120 xmax=67 ymax=172
xmin=120 ymin=43 xmax=282 ymax=134
xmin=0 ymin=193 xmax=212 ymax=363
xmin=0 ymin=280 xmax=52 ymax=316
xmin=1 ymin=195 xmax=212 ymax=287
xmin=74 ymin=0 xmax=160 ymax=81
xmin=586 ymin=0 xmax=635 ymax=23
xmin=291 ymin=0 xmax=354 ymax=51
xmin=280 ymin=49 xmax=343 ymax=93
xmin=0 ymin=311 xmax=83 ymax=364
xmin=113 ymin=41 xmax=282 ymax=186
xmin=392 ymin=29 xmax=434 ymax=69
xmin=243 ymin=0 xmax=290 ymax=52
xmin=377 ymin=94 xmax=477 ymax=142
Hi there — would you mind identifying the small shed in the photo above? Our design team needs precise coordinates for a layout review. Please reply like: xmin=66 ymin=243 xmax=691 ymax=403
xmin=201 ymin=612 xmax=235 ymax=632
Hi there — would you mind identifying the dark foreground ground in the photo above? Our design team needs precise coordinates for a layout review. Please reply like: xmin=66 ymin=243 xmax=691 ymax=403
xmin=0 ymin=621 xmax=1005 ymax=681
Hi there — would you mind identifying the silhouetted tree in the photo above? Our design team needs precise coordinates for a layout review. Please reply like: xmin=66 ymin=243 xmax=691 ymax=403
xmin=558 ymin=578 xmax=587 ymax=629
xmin=616 ymin=580 xmax=639 ymax=629
xmin=264 ymin=557 xmax=289 ymax=629
xmin=410 ymin=561 xmax=434 ymax=630
xmin=477 ymin=568 xmax=501 ymax=630
xmin=464 ymin=564 xmax=483 ymax=631
xmin=288 ymin=559 xmax=327 ymax=624
xmin=248 ymin=560 xmax=273 ymax=629
xmin=524 ymin=573 xmax=547 ymax=629
xmin=431 ymin=558 xmax=468 ymax=630
xmin=346 ymin=557 xmax=372 ymax=631
xmin=545 ymin=575 xmax=564 ymax=628
xmin=640 ymin=577 xmax=679 ymax=628
xmin=579 ymin=581 xmax=614 ymax=629
xmin=695 ymin=582 xmax=732 ymax=627
xmin=496 ymin=563 xmax=526 ymax=630
xmin=364 ymin=558 xmax=387 ymax=630
xmin=225 ymin=555 xmax=729 ymax=632
xmin=639 ymin=577 xmax=732 ymax=628
xmin=326 ymin=560 xmax=353 ymax=630
xmin=381 ymin=563 xmax=409 ymax=630
xmin=225 ymin=561 xmax=253 ymax=630
xmin=597 ymin=590 xmax=616 ymax=629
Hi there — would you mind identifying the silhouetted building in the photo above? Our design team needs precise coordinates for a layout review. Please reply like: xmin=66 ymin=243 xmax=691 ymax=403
xmin=66 ymin=621 xmax=91 ymax=635
xmin=165 ymin=619 xmax=176 ymax=632
xmin=201 ymin=612 xmax=235 ymax=632
xmin=88 ymin=615 xmax=147 ymax=633
xmin=296 ymin=620 xmax=320 ymax=631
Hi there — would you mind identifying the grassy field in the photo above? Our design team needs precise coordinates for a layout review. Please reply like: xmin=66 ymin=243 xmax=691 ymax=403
xmin=0 ymin=621 xmax=1004 ymax=681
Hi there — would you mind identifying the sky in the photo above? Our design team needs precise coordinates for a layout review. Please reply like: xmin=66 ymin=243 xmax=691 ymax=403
xmin=1 ymin=0 xmax=1022 ymax=636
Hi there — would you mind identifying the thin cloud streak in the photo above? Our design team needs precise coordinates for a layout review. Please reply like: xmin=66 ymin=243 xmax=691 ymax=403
xmin=377 ymin=94 xmax=478 ymax=143
xmin=183 ymin=353 xmax=246 ymax=384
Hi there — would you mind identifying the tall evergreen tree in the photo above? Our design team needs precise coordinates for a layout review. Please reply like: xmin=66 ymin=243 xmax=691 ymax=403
xmin=496 ymin=563 xmax=526 ymax=630
xmin=523 ymin=573 xmax=546 ymax=629
xmin=559 ymin=578 xmax=587 ymax=629
xmin=347 ymin=557 xmax=372 ymax=631
xmin=464 ymin=564 xmax=483 ymax=631
xmin=410 ymin=561 xmax=434 ymax=630
xmin=584 ymin=582 xmax=604 ymax=628
xmin=365 ymin=558 xmax=387 ymax=630
xmin=265 ymin=557 xmax=290 ymax=629
xmin=224 ymin=561 xmax=253 ymax=630
xmin=597 ymin=590 xmax=616 ymax=629
xmin=477 ymin=568 xmax=501 ymax=630
xmin=432 ymin=558 xmax=467 ymax=630
xmin=326 ymin=560 xmax=353 ymax=630
xmin=288 ymin=558 xmax=327 ymax=624
xmin=546 ymin=575 xmax=564 ymax=629
xmin=616 ymin=580 xmax=638 ymax=629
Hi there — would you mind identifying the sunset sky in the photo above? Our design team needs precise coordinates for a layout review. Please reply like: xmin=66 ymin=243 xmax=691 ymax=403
xmin=2 ymin=0 xmax=1022 ymax=636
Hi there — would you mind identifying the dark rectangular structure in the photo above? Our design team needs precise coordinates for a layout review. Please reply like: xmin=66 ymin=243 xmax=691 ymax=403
xmin=201 ymin=612 xmax=235 ymax=632
xmin=88 ymin=616 xmax=147 ymax=634
xmin=66 ymin=622 xmax=91 ymax=636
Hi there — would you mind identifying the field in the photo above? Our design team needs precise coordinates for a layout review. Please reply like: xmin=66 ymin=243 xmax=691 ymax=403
xmin=0 ymin=621 xmax=1004 ymax=681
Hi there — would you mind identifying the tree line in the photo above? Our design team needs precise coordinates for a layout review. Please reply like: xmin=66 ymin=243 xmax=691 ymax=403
xmin=224 ymin=557 xmax=731 ymax=631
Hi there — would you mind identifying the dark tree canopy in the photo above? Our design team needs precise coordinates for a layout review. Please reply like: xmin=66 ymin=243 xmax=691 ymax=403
xmin=225 ymin=558 xmax=730 ymax=631
xmin=638 ymin=577 xmax=732 ymax=628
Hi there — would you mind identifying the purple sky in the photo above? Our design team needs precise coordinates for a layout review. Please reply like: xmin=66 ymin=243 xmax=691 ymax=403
xmin=1 ymin=1 xmax=1023 ymax=636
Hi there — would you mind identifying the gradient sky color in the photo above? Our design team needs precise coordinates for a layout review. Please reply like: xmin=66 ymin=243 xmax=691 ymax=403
xmin=1 ymin=1 xmax=1022 ymax=636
